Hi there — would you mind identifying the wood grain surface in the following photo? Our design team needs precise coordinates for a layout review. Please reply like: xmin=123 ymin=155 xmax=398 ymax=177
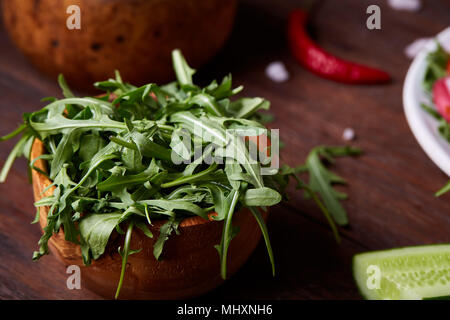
xmin=1 ymin=0 xmax=450 ymax=300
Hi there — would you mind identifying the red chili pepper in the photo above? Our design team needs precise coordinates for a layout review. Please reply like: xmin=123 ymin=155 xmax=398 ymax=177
xmin=287 ymin=9 xmax=391 ymax=84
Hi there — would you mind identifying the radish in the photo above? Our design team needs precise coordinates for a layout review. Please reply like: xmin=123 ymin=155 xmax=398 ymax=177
xmin=433 ymin=76 xmax=450 ymax=122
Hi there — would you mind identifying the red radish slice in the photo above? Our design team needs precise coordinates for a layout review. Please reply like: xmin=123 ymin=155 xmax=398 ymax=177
xmin=433 ymin=76 xmax=450 ymax=122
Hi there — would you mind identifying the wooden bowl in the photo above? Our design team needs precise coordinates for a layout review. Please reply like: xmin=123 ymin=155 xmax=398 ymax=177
xmin=30 ymin=139 xmax=267 ymax=299
xmin=1 ymin=0 xmax=237 ymax=90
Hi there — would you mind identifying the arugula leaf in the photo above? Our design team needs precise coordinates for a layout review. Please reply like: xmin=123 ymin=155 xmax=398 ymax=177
xmin=170 ymin=111 xmax=228 ymax=147
xmin=188 ymin=93 xmax=225 ymax=117
xmin=135 ymin=220 xmax=153 ymax=238
xmin=115 ymin=221 xmax=134 ymax=299
xmin=138 ymin=199 xmax=208 ymax=220
xmin=202 ymin=183 xmax=229 ymax=220
xmin=94 ymin=70 xmax=133 ymax=93
xmin=79 ymin=133 xmax=106 ymax=162
xmin=79 ymin=213 xmax=123 ymax=259
xmin=161 ymin=163 xmax=218 ymax=189
xmin=129 ymin=131 xmax=172 ymax=161
xmin=248 ymin=206 xmax=275 ymax=276
xmin=0 ymin=124 xmax=27 ymax=142
xmin=172 ymin=49 xmax=196 ymax=89
xmin=215 ymin=189 xmax=240 ymax=279
xmin=97 ymin=161 xmax=158 ymax=192
xmin=206 ymin=74 xmax=242 ymax=100
xmin=230 ymin=97 xmax=270 ymax=119
xmin=153 ymin=217 xmax=181 ymax=260
xmin=243 ymin=187 xmax=282 ymax=206
xmin=58 ymin=74 xmax=75 ymax=98
xmin=0 ymin=134 xmax=32 ymax=182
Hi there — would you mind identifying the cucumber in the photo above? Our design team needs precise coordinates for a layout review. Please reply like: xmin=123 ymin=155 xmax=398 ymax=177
xmin=353 ymin=244 xmax=450 ymax=300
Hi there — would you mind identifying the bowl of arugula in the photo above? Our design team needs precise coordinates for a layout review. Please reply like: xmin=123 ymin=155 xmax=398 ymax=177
xmin=31 ymin=137 xmax=267 ymax=299
xmin=0 ymin=50 xmax=360 ymax=299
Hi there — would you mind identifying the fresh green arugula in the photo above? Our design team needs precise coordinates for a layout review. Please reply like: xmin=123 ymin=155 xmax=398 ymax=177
xmin=0 ymin=50 xmax=360 ymax=298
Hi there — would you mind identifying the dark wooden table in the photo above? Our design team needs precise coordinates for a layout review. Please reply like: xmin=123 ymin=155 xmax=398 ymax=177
xmin=1 ymin=0 xmax=450 ymax=300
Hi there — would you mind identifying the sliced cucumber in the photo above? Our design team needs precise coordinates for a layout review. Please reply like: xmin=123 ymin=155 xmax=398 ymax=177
xmin=353 ymin=244 xmax=450 ymax=300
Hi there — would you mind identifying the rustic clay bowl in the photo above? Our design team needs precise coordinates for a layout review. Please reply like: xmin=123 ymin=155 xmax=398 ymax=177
xmin=30 ymin=139 xmax=266 ymax=299
xmin=2 ymin=0 xmax=237 ymax=90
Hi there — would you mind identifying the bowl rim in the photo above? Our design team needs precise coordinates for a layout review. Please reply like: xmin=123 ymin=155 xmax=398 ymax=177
xmin=403 ymin=26 xmax=450 ymax=177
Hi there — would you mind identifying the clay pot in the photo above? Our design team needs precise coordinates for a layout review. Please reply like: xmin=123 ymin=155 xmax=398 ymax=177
xmin=2 ymin=0 xmax=237 ymax=90
xmin=30 ymin=139 xmax=266 ymax=299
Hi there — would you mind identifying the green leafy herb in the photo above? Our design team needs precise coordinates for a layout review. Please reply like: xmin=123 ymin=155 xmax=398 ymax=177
xmin=58 ymin=74 xmax=75 ymax=98
xmin=115 ymin=220 xmax=134 ymax=299
xmin=305 ymin=146 xmax=362 ymax=226
xmin=153 ymin=217 xmax=182 ymax=261
xmin=79 ymin=213 xmax=123 ymax=260
xmin=243 ymin=187 xmax=282 ymax=207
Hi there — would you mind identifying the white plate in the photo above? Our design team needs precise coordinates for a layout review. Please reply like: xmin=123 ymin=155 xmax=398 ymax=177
xmin=403 ymin=27 xmax=450 ymax=176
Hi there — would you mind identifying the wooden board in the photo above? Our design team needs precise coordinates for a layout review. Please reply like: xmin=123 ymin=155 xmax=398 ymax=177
xmin=0 ymin=0 xmax=449 ymax=300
